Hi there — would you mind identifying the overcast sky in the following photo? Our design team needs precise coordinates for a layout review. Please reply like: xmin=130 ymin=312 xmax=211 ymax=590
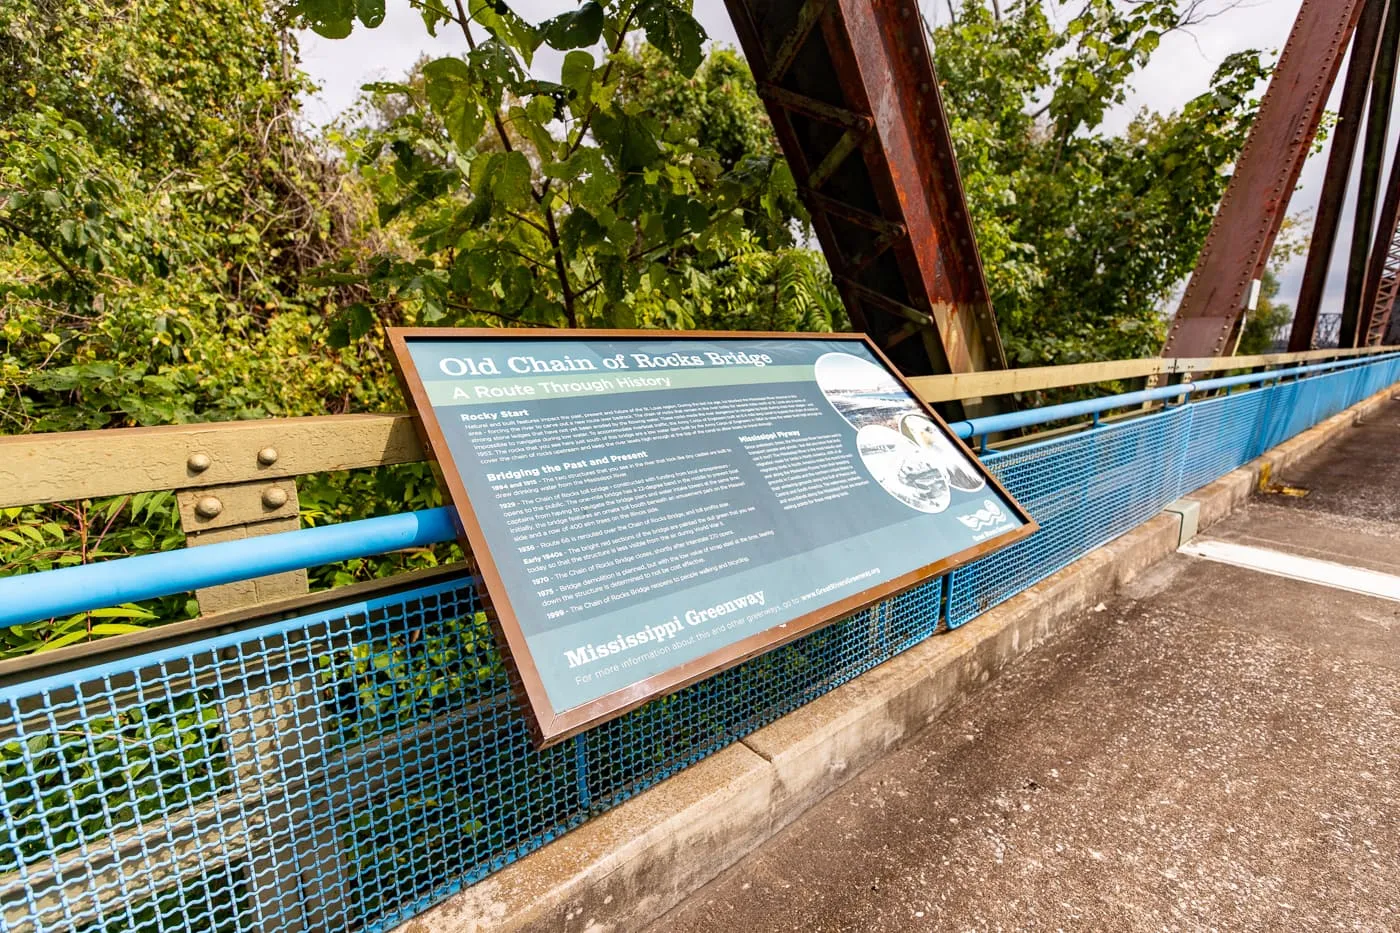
xmin=297 ymin=0 xmax=1400 ymax=323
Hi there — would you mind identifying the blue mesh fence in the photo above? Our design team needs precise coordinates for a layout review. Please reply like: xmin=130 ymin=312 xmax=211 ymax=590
xmin=944 ymin=404 xmax=1192 ymax=626
xmin=947 ymin=358 xmax=1400 ymax=627
xmin=0 ymin=575 xmax=939 ymax=932
xmin=1 ymin=357 xmax=1397 ymax=932
xmin=1178 ymin=389 xmax=1267 ymax=493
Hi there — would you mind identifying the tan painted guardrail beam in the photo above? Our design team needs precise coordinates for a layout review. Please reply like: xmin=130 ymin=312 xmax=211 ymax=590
xmin=1 ymin=347 xmax=1392 ymax=508
xmin=909 ymin=345 xmax=1394 ymax=403
xmin=1167 ymin=346 xmax=1389 ymax=372
xmin=907 ymin=359 xmax=1168 ymax=403
xmin=0 ymin=413 xmax=423 ymax=508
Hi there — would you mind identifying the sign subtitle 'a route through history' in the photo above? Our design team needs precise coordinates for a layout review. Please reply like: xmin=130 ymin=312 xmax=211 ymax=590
xmin=389 ymin=330 xmax=1035 ymax=745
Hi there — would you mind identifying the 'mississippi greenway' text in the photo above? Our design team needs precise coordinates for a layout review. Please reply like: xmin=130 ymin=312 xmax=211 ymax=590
xmin=564 ymin=589 xmax=767 ymax=669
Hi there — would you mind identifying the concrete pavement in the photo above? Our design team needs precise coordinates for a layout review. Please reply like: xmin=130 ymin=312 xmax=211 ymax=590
xmin=650 ymin=399 xmax=1400 ymax=932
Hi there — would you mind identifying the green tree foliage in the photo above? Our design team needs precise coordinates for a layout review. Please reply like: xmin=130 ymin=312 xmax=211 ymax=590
xmin=302 ymin=0 xmax=845 ymax=337
xmin=0 ymin=0 xmax=396 ymax=433
xmin=1 ymin=0 xmax=287 ymax=165
xmin=0 ymin=0 xmax=419 ymax=653
xmin=1237 ymin=269 xmax=1292 ymax=355
xmin=934 ymin=1 xmax=1269 ymax=364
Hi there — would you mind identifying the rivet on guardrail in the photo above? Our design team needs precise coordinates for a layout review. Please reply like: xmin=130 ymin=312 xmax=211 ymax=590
xmin=262 ymin=487 xmax=289 ymax=510
xmin=257 ymin=447 xmax=279 ymax=466
xmin=195 ymin=497 xmax=223 ymax=519
xmin=186 ymin=453 xmax=211 ymax=473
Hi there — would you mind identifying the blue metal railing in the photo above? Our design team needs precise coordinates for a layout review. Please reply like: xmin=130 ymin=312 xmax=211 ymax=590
xmin=0 ymin=354 xmax=1397 ymax=933
xmin=948 ymin=354 xmax=1399 ymax=441
xmin=946 ymin=354 xmax=1400 ymax=626
xmin=0 ymin=509 xmax=459 ymax=627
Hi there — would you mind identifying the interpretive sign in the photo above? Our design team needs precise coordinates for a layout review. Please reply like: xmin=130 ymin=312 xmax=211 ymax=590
xmin=389 ymin=330 xmax=1035 ymax=745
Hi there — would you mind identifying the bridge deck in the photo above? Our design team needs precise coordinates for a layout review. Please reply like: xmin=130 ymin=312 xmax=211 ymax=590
xmin=651 ymin=399 xmax=1400 ymax=931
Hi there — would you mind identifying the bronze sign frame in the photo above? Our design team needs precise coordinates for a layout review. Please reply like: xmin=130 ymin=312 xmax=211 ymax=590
xmin=388 ymin=328 xmax=1036 ymax=747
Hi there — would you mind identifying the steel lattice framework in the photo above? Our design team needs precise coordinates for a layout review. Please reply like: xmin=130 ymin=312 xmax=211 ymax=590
xmin=1285 ymin=0 xmax=1400 ymax=351
xmin=709 ymin=0 xmax=1394 ymax=363
xmin=721 ymin=0 xmax=1007 ymax=379
xmin=1364 ymin=235 xmax=1400 ymax=343
xmin=1164 ymin=0 xmax=1367 ymax=357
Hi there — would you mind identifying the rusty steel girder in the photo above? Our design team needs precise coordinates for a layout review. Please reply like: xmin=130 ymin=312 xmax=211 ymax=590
xmin=1163 ymin=0 xmax=1366 ymax=358
xmin=1289 ymin=0 xmax=1389 ymax=351
xmin=722 ymin=0 xmax=1006 ymax=378
xmin=1360 ymin=134 xmax=1400 ymax=344
xmin=1362 ymin=244 xmax=1400 ymax=345
xmin=1342 ymin=0 xmax=1400 ymax=346
xmin=1359 ymin=148 xmax=1400 ymax=344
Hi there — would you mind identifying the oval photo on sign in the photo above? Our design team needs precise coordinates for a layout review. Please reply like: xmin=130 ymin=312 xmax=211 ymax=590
xmin=856 ymin=424 xmax=952 ymax=514
xmin=899 ymin=413 xmax=986 ymax=493
xmin=814 ymin=351 xmax=917 ymax=431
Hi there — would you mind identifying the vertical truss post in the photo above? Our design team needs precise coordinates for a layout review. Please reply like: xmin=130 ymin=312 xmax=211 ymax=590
xmin=1362 ymin=234 xmax=1400 ymax=344
xmin=1290 ymin=0 xmax=1389 ymax=351
xmin=1162 ymin=0 xmax=1366 ymax=358
xmin=1342 ymin=0 xmax=1400 ymax=346
xmin=1387 ymin=295 xmax=1400 ymax=343
xmin=722 ymin=0 xmax=1007 ymax=378
xmin=1358 ymin=144 xmax=1400 ymax=343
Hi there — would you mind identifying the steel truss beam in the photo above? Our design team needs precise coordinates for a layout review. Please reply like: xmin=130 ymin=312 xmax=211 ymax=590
xmin=1342 ymin=0 xmax=1400 ymax=346
xmin=1163 ymin=0 xmax=1367 ymax=358
xmin=723 ymin=0 xmax=1006 ymax=378
xmin=1359 ymin=145 xmax=1400 ymax=344
xmin=1362 ymin=237 xmax=1400 ymax=344
xmin=1388 ymin=301 xmax=1400 ymax=344
xmin=1290 ymin=0 xmax=1390 ymax=351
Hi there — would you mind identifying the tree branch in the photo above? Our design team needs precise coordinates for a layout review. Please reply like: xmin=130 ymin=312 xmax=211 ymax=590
xmin=564 ymin=0 xmax=644 ymax=160
xmin=504 ymin=209 xmax=551 ymax=237
xmin=0 ymin=217 xmax=85 ymax=287
xmin=453 ymin=0 xmax=517 ymax=158
xmin=445 ymin=0 xmax=534 ymax=208
xmin=542 ymin=208 xmax=578 ymax=327
xmin=573 ymin=276 xmax=605 ymax=301
xmin=495 ymin=244 xmax=553 ymax=273
xmin=452 ymin=0 xmax=584 ymax=322
xmin=444 ymin=299 xmax=559 ymax=327
xmin=408 ymin=0 xmax=465 ymax=27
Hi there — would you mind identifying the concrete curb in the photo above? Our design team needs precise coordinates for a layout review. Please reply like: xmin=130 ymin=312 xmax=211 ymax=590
xmin=401 ymin=383 xmax=1398 ymax=933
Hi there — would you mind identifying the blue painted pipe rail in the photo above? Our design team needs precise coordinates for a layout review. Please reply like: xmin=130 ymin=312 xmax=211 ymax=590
xmin=1 ymin=353 xmax=1395 ymax=628
xmin=948 ymin=354 xmax=1400 ymax=440
xmin=0 ymin=507 xmax=459 ymax=627
xmin=948 ymin=382 xmax=1190 ymax=439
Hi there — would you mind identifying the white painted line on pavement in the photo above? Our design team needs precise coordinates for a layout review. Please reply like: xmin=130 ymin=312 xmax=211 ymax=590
xmin=1179 ymin=538 xmax=1400 ymax=603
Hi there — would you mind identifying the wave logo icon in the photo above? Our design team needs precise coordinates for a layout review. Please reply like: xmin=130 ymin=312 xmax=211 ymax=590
xmin=957 ymin=499 xmax=1008 ymax=531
